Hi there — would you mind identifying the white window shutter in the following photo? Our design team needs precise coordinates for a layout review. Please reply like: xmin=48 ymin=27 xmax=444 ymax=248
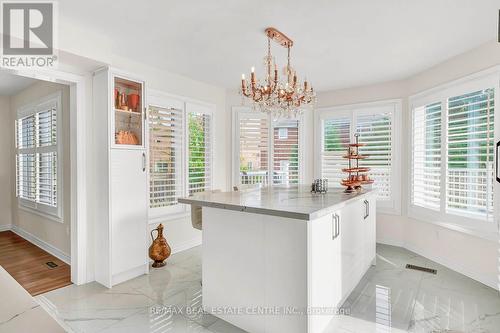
xmin=357 ymin=111 xmax=393 ymax=201
xmin=322 ymin=116 xmax=351 ymax=187
xmin=148 ymin=106 xmax=184 ymax=208
xmin=17 ymin=153 xmax=36 ymax=201
xmin=239 ymin=116 xmax=270 ymax=185
xmin=446 ymin=89 xmax=495 ymax=220
xmin=272 ymin=119 xmax=299 ymax=185
xmin=188 ymin=112 xmax=212 ymax=194
xmin=17 ymin=115 xmax=35 ymax=149
xmin=411 ymin=102 xmax=442 ymax=210
xmin=37 ymin=152 xmax=57 ymax=206
xmin=37 ymin=107 xmax=57 ymax=147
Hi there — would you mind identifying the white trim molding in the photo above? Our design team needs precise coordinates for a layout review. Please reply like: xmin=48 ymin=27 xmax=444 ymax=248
xmin=170 ymin=236 xmax=202 ymax=255
xmin=10 ymin=225 xmax=71 ymax=265
xmin=4 ymin=64 xmax=92 ymax=285
xmin=0 ymin=225 xmax=12 ymax=232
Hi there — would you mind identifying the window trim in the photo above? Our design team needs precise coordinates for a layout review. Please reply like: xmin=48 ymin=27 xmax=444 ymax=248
xmin=16 ymin=91 xmax=63 ymax=222
xmin=147 ymin=90 xmax=215 ymax=223
xmin=232 ymin=106 xmax=305 ymax=187
xmin=314 ymin=99 xmax=402 ymax=215
xmin=408 ymin=69 xmax=500 ymax=236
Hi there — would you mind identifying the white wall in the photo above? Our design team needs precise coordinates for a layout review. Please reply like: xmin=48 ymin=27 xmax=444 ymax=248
xmin=315 ymin=40 xmax=500 ymax=290
xmin=9 ymin=81 xmax=72 ymax=257
xmin=0 ymin=96 xmax=12 ymax=230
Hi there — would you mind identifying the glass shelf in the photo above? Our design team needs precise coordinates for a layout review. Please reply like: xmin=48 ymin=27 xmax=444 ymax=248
xmin=113 ymin=76 xmax=143 ymax=146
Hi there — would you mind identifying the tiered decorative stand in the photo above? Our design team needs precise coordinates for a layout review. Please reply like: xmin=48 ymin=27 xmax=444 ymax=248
xmin=341 ymin=133 xmax=374 ymax=193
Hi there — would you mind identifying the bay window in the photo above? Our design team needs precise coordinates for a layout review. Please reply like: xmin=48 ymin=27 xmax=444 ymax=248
xmin=317 ymin=100 xmax=401 ymax=213
xmin=234 ymin=108 xmax=302 ymax=186
xmin=410 ymin=73 xmax=498 ymax=232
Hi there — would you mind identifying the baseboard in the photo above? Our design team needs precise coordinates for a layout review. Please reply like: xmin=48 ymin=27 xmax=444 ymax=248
xmin=0 ymin=224 xmax=12 ymax=232
xmin=404 ymin=242 xmax=498 ymax=291
xmin=377 ymin=238 xmax=405 ymax=247
xmin=11 ymin=225 xmax=71 ymax=265
xmin=112 ymin=263 xmax=148 ymax=287
xmin=171 ymin=236 xmax=202 ymax=254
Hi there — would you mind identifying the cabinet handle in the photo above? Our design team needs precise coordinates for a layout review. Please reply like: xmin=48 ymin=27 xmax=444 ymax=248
xmin=142 ymin=152 xmax=146 ymax=172
xmin=336 ymin=214 xmax=340 ymax=237
xmin=332 ymin=214 xmax=340 ymax=240
xmin=363 ymin=200 xmax=370 ymax=219
xmin=332 ymin=214 xmax=336 ymax=240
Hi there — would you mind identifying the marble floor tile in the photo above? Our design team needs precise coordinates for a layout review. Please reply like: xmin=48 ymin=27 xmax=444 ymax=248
xmin=408 ymin=259 xmax=500 ymax=333
xmin=99 ymin=308 xmax=212 ymax=333
xmin=35 ymin=244 xmax=500 ymax=333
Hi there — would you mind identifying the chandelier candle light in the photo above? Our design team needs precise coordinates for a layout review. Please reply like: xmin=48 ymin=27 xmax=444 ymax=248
xmin=240 ymin=27 xmax=316 ymax=118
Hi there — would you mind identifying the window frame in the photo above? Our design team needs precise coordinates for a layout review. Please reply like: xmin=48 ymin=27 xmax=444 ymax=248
xmin=15 ymin=91 xmax=63 ymax=222
xmin=232 ymin=106 xmax=305 ymax=187
xmin=315 ymin=99 xmax=402 ymax=215
xmin=408 ymin=70 xmax=500 ymax=236
xmin=147 ymin=90 xmax=215 ymax=224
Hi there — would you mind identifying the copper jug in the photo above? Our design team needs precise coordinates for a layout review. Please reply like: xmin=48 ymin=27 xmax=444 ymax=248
xmin=148 ymin=224 xmax=171 ymax=268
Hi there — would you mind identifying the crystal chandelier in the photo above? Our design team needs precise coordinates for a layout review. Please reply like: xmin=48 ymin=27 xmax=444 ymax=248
xmin=240 ymin=27 xmax=316 ymax=118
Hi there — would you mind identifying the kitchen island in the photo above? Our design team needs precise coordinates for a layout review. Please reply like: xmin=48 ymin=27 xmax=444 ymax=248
xmin=179 ymin=186 xmax=376 ymax=333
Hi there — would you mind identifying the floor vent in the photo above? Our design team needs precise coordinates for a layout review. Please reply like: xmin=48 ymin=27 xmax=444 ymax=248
xmin=45 ymin=261 xmax=58 ymax=269
xmin=405 ymin=264 xmax=437 ymax=274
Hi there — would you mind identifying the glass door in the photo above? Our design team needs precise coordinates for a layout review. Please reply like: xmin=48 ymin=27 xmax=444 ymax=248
xmin=113 ymin=76 xmax=144 ymax=147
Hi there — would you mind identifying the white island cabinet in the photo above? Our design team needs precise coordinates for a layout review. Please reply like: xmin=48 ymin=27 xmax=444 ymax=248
xmin=179 ymin=186 xmax=376 ymax=333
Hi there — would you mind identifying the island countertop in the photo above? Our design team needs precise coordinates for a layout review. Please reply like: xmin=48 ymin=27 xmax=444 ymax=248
xmin=178 ymin=185 xmax=374 ymax=220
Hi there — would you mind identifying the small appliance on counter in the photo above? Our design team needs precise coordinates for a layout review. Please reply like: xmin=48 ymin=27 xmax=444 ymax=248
xmin=311 ymin=179 xmax=328 ymax=194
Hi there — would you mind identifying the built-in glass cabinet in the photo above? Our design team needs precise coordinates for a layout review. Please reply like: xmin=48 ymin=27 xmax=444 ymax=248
xmin=113 ymin=76 xmax=144 ymax=147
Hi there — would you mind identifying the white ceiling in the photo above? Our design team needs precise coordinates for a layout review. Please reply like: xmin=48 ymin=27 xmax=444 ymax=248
xmin=0 ymin=71 xmax=36 ymax=96
xmin=60 ymin=0 xmax=499 ymax=91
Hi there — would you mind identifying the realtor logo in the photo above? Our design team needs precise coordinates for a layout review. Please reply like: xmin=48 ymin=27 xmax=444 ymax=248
xmin=1 ymin=1 xmax=57 ymax=67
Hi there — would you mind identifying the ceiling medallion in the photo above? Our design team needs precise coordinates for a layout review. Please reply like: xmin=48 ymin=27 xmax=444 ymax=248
xmin=240 ymin=27 xmax=316 ymax=118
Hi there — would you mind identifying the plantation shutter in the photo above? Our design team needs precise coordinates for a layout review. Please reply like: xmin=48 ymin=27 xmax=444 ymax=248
xmin=272 ymin=119 xmax=299 ymax=185
xmin=322 ymin=116 xmax=351 ymax=186
xmin=446 ymin=89 xmax=494 ymax=220
xmin=16 ymin=153 xmax=36 ymax=201
xmin=239 ymin=115 xmax=269 ymax=185
xmin=357 ymin=111 xmax=393 ymax=201
xmin=37 ymin=108 xmax=57 ymax=147
xmin=36 ymin=107 xmax=58 ymax=206
xmin=16 ymin=99 xmax=59 ymax=209
xmin=149 ymin=105 xmax=183 ymax=208
xmin=37 ymin=152 xmax=57 ymax=206
xmin=188 ymin=111 xmax=212 ymax=194
xmin=411 ymin=102 xmax=442 ymax=210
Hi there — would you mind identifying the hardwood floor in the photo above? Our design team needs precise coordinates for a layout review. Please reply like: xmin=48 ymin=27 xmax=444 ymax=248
xmin=0 ymin=231 xmax=71 ymax=296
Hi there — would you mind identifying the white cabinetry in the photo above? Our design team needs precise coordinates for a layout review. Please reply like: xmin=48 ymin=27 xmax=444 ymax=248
xmin=93 ymin=68 xmax=149 ymax=288
xmin=308 ymin=192 xmax=376 ymax=333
